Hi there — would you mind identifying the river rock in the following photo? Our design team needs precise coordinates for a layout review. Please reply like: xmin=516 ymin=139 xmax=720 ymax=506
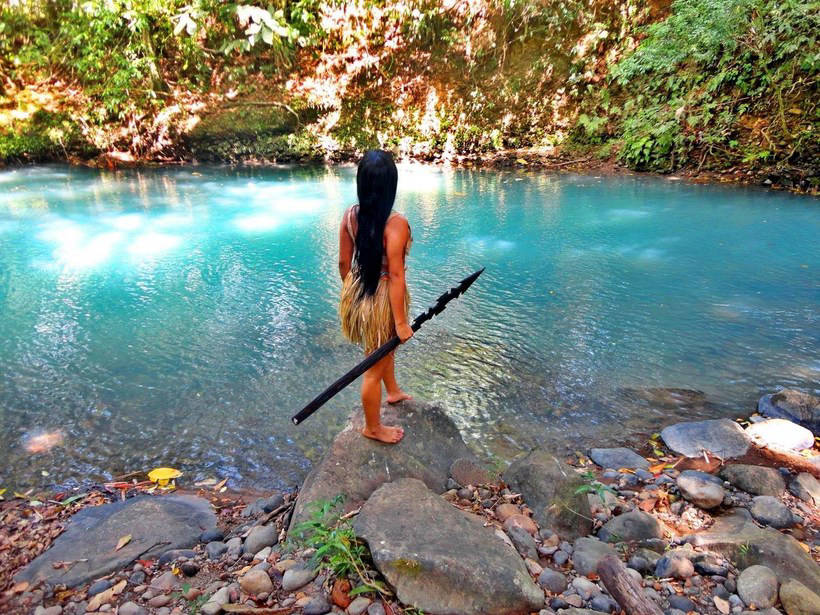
xmin=14 ymin=495 xmax=216 ymax=588
xmin=720 ymin=464 xmax=786 ymax=496
xmin=737 ymin=565 xmax=778 ymax=609
xmin=118 ymin=603 xmax=147 ymax=615
xmin=506 ymin=525 xmax=538 ymax=560
xmin=538 ymin=568 xmax=568 ymax=593
xmin=504 ymin=514 xmax=538 ymax=536
xmin=243 ymin=524 xmax=278 ymax=555
xmin=597 ymin=510 xmax=663 ymax=544
xmin=572 ymin=537 xmax=618 ymax=576
xmin=354 ymin=478 xmax=543 ymax=614
xmin=655 ymin=555 xmax=694 ymax=579
xmin=282 ymin=566 xmax=317 ymax=591
xmin=291 ymin=401 xmax=475 ymax=527
xmin=789 ymin=472 xmax=820 ymax=505
xmin=201 ymin=586 xmax=231 ymax=615
xmin=504 ymin=450 xmax=592 ymax=540
xmin=347 ymin=597 xmax=371 ymax=615
xmin=449 ymin=457 xmax=492 ymax=486
xmin=750 ymin=496 xmax=794 ymax=528
xmin=589 ymin=448 xmax=649 ymax=470
xmin=780 ymin=579 xmax=820 ymax=615
xmin=239 ymin=569 xmax=273 ymax=595
xmin=303 ymin=597 xmax=331 ymax=615
xmin=242 ymin=494 xmax=285 ymax=518
xmin=688 ymin=509 xmax=820 ymax=591
xmin=758 ymin=389 xmax=820 ymax=433
xmin=745 ymin=419 xmax=814 ymax=451
xmin=661 ymin=419 xmax=750 ymax=458
xmin=676 ymin=470 xmax=725 ymax=509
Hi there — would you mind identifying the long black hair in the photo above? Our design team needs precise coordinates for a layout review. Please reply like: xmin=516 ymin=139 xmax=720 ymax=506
xmin=354 ymin=149 xmax=398 ymax=296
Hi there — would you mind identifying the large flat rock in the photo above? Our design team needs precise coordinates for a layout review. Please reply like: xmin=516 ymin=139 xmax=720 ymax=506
xmin=354 ymin=478 xmax=544 ymax=615
xmin=291 ymin=401 xmax=475 ymax=528
xmin=660 ymin=419 xmax=750 ymax=459
xmin=688 ymin=509 xmax=820 ymax=590
xmin=504 ymin=450 xmax=592 ymax=541
xmin=15 ymin=495 xmax=216 ymax=588
xmin=758 ymin=389 xmax=819 ymax=434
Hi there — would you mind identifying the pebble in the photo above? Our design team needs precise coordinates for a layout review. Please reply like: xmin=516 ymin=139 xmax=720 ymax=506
xmin=549 ymin=597 xmax=569 ymax=610
xmin=158 ymin=548 xmax=196 ymax=565
xmin=347 ymin=596 xmax=371 ymax=615
xmin=655 ymin=555 xmax=695 ymax=579
xmin=538 ymin=568 xmax=568 ymax=593
xmin=206 ymin=541 xmax=228 ymax=560
xmin=628 ymin=555 xmax=652 ymax=574
xmin=506 ymin=525 xmax=538 ymax=560
xmin=589 ymin=447 xmax=650 ymax=470
xmin=559 ymin=541 xmax=573 ymax=554
xmin=151 ymin=571 xmax=179 ymax=591
xmin=737 ymin=565 xmax=778 ymax=609
xmin=148 ymin=595 xmax=172 ymax=608
xmin=202 ymin=586 xmax=231 ymax=615
xmin=33 ymin=607 xmax=62 ymax=615
xmin=282 ymin=566 xmax=318 ymax=591
xmin=635 ymin=469 xmax=654 ymax=482
xmin=553 ymin=550 xmax=569 ymax=566
xmin=789 ymin=472 xmax=820 ymax=505
xmin=563 ymin=594 xmax=584 ymax=607
xmin=242 ymin=494 xmax=285 ymax=517
xmin=239 ymin=569 xmax=274 ymax=595
xmin=676 ymin=470 xmax=725 ymax=509
xmin=117 ymin=603 xmax=147 ymax=615
xmin=589 ymin=594 xmax=618 ymax=613
xmin=255 ymin=546 xmax=272 ymax=561
xmin=456 ymin=487 xmax=473 ymax=500
xmin=571 ymin=577 xmax=600 ymax=600
xmin=446 ymin=478 xmax=459 ymax=490
xmin=226 ymin=536 xmax=243 ymax=559
xmin=244 ymin=525 xmax=278 ymax=555
xmin=750 ymin=496 xmax=794 ymax=528
xmin=367 ymin=602 xmax=386 ymax=615
xmin=714 ymin=585 xmax=731 ymax=599
xmin=303 ymin=597 xmax=331 ymax=615
xmin=87 ymin=579 xmax=112 ymax=596
xmin=525 ymin=558 xmax=543 ymax=576
xmin=504 ymin=513 xmax=538 ymax=535
xmin=180 ymin=562 xmax=200 ymax=577
xmin=128 ymin=570 xmax=146 ymax=585
xmin=495 ymin=503 xmax=520 ymax=521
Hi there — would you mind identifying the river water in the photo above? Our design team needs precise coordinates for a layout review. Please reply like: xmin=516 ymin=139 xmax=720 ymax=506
xmin=0 ymin=165 xmax=817 ymax=491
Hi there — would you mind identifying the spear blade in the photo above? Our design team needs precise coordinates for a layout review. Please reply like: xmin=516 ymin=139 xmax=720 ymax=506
xmin=291 ymin=267 xmax=485 ymax=425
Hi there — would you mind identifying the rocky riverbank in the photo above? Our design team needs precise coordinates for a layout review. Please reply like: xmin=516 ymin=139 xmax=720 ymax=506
xmin=2 ymin=391 xmax=819 ymax=615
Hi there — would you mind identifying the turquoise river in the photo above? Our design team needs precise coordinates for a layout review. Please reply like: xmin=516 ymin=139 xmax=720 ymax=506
xmin=0 ymin=165 xmax=817 ymax=491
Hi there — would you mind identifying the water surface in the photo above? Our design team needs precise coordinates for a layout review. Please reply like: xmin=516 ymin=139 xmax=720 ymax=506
xmin=0 ymin=165 xmax=817 ymax=491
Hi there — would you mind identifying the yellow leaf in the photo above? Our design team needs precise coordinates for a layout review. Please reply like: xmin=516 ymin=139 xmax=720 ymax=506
xmin=515 ymin=158 xmax=528 ymax=165
xmin=213 ymin=478 xmax=228 ymax=492
xmin=115 ymin=534 xmax=132 ymax=551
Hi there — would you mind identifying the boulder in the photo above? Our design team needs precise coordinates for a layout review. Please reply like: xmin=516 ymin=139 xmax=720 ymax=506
xmin=779 ymin=579 xmax=820 ymax=615
xmin=789 ymin=472 xmax=820 ymax=505
xmin=720 ymin=464 xmax=786 ymax=496
xmin=688 ymin=509 xmax=820 ymax=592
xmin=572 ymin=537 xmax=618 ymax=577
xmin=750 ymin=496 xmax=794 ymax=529
xmin=589 ymin=448 xmax=649 ymax=471
xmin=737 ymin=565 xmax=778 ymax=609
xmin=745 ymin=419 xmax=815 ymax=451
xmin=504 ymin=450 xmax=592 ymax=540
xmin=353 ymin=479 xmax=543 ymax=615
xmin=291 ymin=401 xmax=474 ymax=527
xmin=14 ymin=495 xmax=215 ymax=588
xmin=676 ymin=470 xmax=725 ymax=509
xmin=597 ymin=510 xmax=663 ymax=544
xmin=661 ymin=419 xmax=750 ymax=459
xmin=758 ymin=389 xmax=820 ymax=433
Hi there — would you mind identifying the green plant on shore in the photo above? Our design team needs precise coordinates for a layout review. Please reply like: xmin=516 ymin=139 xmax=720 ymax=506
xmin=289 ymin=495 xmax=391 ymax=599
xmin=574 ymin=470 xmax=615 ymax=502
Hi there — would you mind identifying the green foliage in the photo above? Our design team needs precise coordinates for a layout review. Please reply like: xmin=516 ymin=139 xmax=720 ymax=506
xmin=289 ymin=496 xmax=391 ymax=597
xmin=0 ymin=110 xmax=95 ymax=162
xmin=574 ymin=470 xmax=616 ymax=502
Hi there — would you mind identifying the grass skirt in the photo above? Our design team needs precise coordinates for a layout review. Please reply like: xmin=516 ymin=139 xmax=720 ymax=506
xmin=340 ymin=271 xmax=410 ymax=353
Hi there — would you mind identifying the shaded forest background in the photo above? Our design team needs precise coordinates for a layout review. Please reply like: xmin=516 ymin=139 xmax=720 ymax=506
xmin=1 ymin=0 xmax=817 ymax=186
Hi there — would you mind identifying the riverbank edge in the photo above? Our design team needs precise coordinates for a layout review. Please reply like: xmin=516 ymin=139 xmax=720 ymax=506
xmin=2 ymin=391 xmax=818 ymax=615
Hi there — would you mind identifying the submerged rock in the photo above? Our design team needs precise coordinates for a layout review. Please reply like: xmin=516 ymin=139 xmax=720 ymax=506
xmin=688 ymin=509 xmax=820 ymax=591
xmin=14 ymin=495 xmax=216 ymax=588
xmin=354 ymin=478 xmax=543 ymax=615
xmin=291 ymin=401 xmax=474 ymax=528
xmin=589 ymin=448 xmax=649 ymax=470
xmin=661 ymin=419 xmax=750 ymax=459
xmin=758 ymin=389 xmax=820 ymax=433
xmin=720 ymin=464 xmax=786 ymax=496
xmin=504 ymin=450 xmax=592 ymax=540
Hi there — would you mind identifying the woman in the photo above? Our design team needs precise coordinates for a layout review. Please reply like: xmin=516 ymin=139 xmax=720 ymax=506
xmin=338 ymin=150 xmax=412 ymax=444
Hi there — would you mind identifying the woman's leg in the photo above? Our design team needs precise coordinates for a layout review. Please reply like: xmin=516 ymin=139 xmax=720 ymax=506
xmin=383 ymin=351 xmax=412 ymax=404
xmin=361 ymin=354 xmax=404 ymax=443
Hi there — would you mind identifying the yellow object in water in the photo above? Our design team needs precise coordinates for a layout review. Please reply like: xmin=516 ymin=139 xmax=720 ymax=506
xmin=147 ymin=467 xmax=182 ymax=488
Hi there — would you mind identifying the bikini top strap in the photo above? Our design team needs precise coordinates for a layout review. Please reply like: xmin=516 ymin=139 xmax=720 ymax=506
xmin=346 ymin=205 xmax=357 ymax=241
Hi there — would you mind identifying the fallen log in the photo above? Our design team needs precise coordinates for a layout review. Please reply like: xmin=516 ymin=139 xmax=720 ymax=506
xmin=597 ymin=554 xmax=664 ymax=615
xmin=749 ymin=441 xmax=820 ymax=479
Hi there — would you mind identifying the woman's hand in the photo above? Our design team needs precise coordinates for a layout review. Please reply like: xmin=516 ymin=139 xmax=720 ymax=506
xmin=396 ymin=322 xmax=414 ymax=343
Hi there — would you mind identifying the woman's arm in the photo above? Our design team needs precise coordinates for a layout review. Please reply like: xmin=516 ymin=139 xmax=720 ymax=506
xmin=385 ymin=216 xmax=413 ymax=342
xmin=338 ymin=209 xmax=353 ymax=280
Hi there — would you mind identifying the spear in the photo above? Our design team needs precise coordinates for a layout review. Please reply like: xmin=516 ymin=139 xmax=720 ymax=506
xmin=291 ymin=267 xmax=485 ymax=425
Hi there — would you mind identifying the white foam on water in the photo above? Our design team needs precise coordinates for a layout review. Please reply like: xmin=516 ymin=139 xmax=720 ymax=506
xmin=57 ymin=231 xmax=124 ymax=269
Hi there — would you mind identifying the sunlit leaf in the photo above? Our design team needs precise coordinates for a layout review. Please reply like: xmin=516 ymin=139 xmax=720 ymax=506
xmin=115 ymin=534 xmax=132 ymax=551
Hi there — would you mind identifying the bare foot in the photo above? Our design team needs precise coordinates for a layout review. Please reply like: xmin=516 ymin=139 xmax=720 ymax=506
xmin=362 ymin=424 xmax=404 ymax=444
xmin=386 ymin=390 xmax=412 ymax=404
